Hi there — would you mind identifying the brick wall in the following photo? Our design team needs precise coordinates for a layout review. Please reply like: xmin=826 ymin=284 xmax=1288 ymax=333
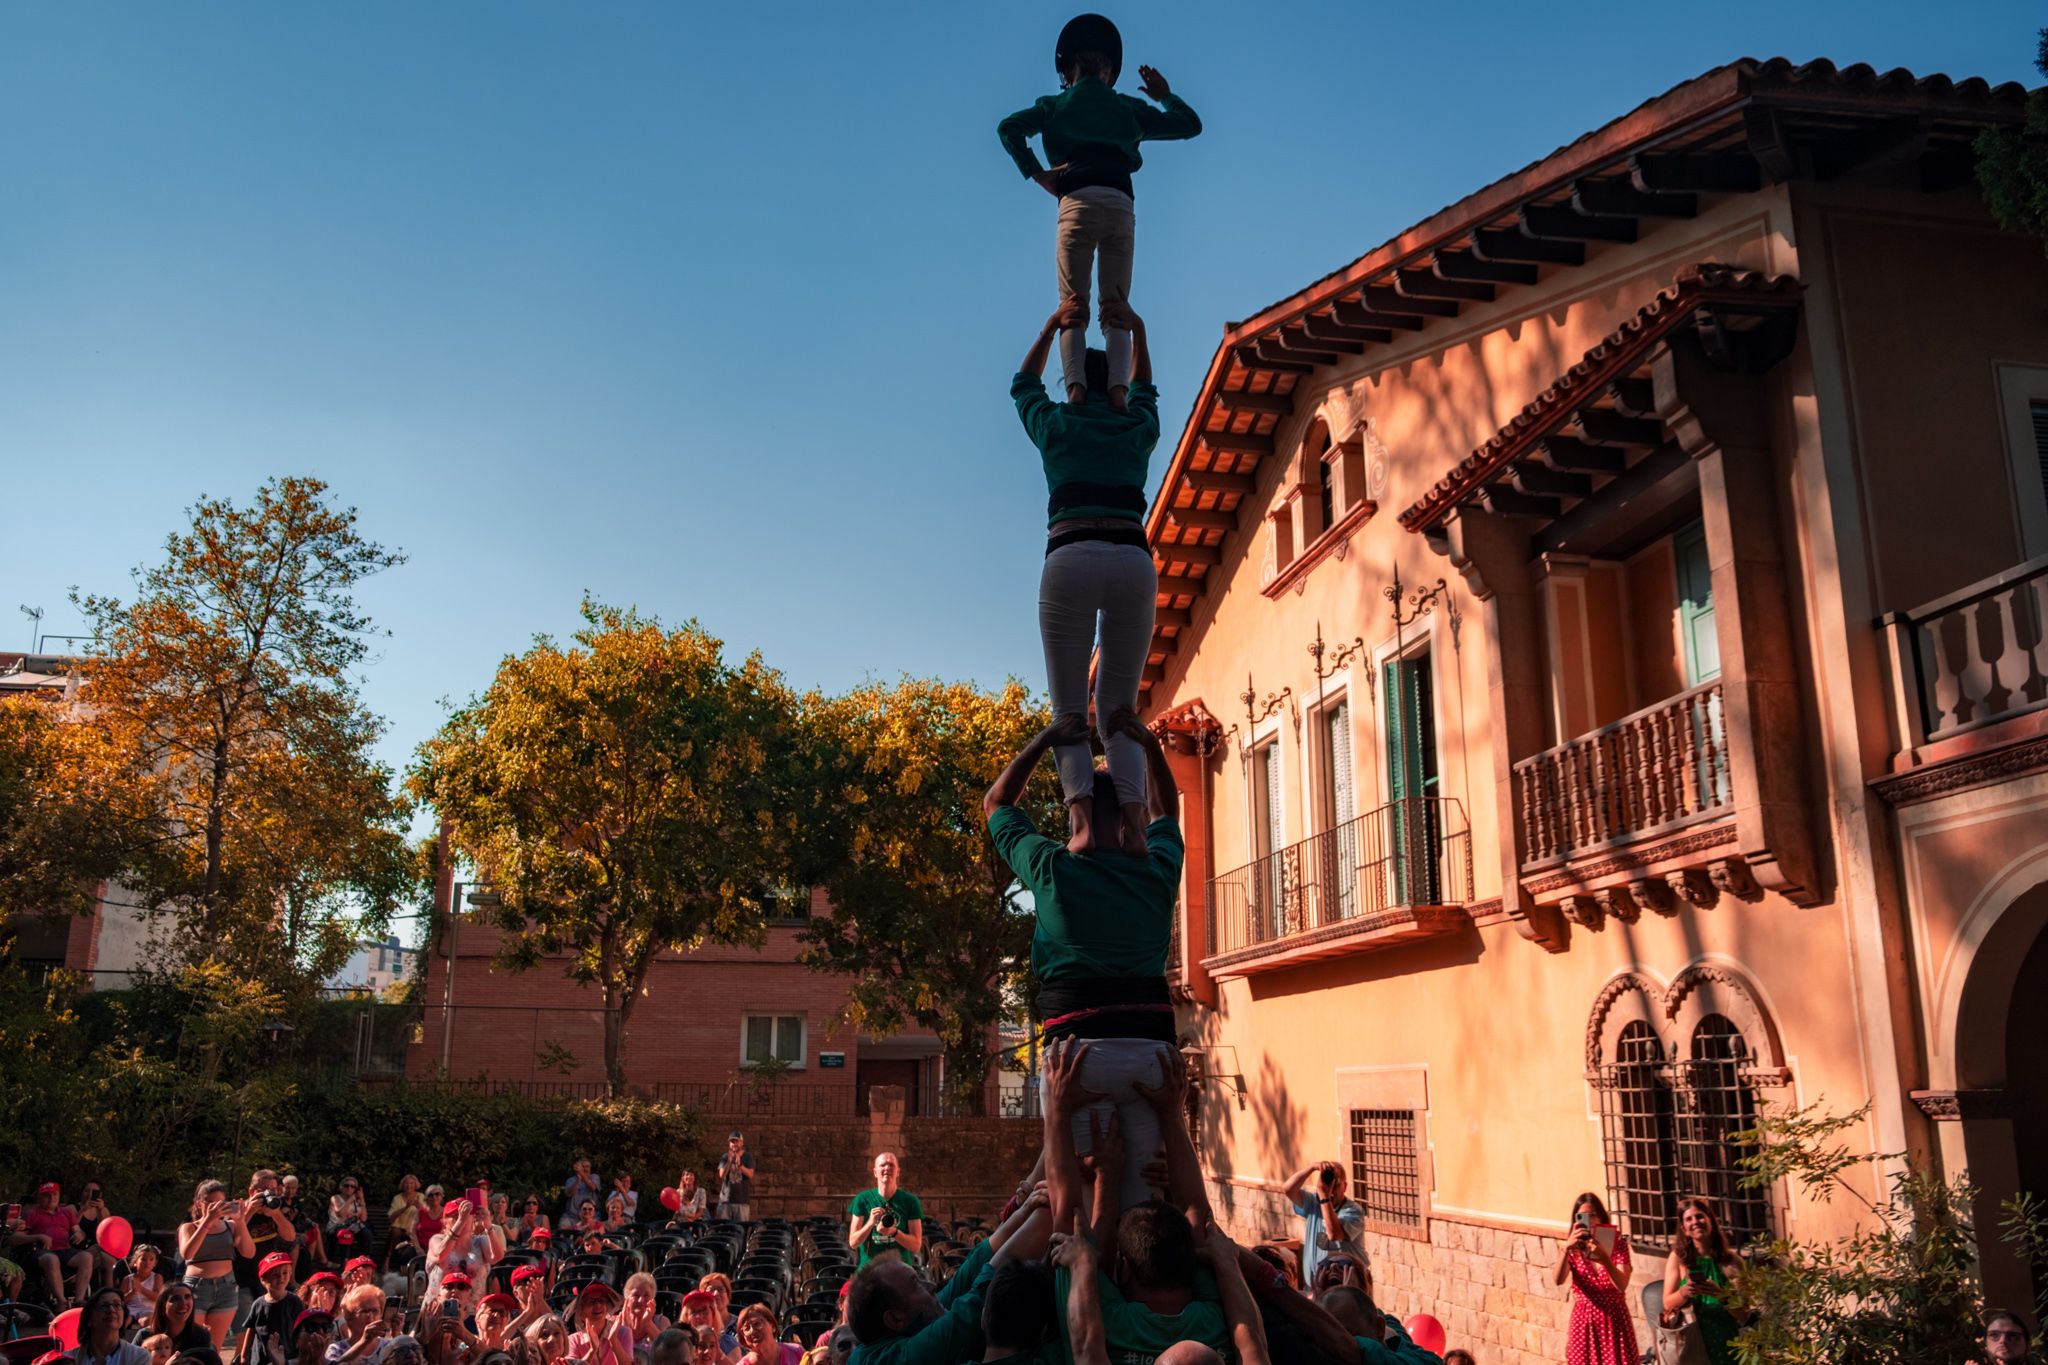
xmin=717 ymin=1111 xmax=1042 ymax=1225
xmin=1205 ymin=1176 xmax=1654 ymax=1365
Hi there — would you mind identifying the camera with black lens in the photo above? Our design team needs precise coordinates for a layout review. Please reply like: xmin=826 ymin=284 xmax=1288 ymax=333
xmin=255 ymin=1191 xmax=285 ymax=1210
xmin=879 ymin=1211 xmax=897 ymax=1231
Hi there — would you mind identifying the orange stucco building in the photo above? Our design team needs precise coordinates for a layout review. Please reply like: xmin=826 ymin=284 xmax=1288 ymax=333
xmin=1134 ymin=59 xmax=2047 ymax=1361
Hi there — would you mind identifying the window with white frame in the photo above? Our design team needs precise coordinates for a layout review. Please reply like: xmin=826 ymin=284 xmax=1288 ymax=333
xmin=742 ymin=1015 xmax=805 ymax=1068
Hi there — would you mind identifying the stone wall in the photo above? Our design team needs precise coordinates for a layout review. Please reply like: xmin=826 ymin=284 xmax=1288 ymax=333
xmin=734 ymin=1111 xmax=1041 ymax=1226
xmin=1205 ymin=1177 xmax=1654 ymax=1365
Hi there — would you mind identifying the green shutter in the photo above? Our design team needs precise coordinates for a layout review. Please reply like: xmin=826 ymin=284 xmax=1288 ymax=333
xmin=1675 ymin=521 xmax=1720 ymax=685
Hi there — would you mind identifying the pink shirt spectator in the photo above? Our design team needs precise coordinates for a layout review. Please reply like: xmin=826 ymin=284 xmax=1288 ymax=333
xmin=566 ymin=1320 xmax=632 ymax=1365
xmin=21 ymin=1205 xmax=79 ymax=1246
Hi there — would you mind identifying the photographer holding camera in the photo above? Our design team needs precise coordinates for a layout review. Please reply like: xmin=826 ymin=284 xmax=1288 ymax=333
xmin=230 ymin=1171 xmax=300 ymax=1332
xmin=1281 ymin=1159 xmax=1367 ymax=1286
xmin=846 ymin=1152 xmax=924 ymax=1269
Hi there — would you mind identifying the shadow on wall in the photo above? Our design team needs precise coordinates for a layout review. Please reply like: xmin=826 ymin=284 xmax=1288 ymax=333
xmin=1185 ymin=1003 xmax=1306 ymax=1186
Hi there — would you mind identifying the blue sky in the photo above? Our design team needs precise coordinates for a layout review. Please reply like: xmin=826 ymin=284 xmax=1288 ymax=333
xmin=4 ymin=1 xmax=2039 ymax=793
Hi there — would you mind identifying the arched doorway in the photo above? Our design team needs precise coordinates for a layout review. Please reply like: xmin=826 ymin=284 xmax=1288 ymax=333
xmin=1942 ymin=879 xmax=2048 ymax=1310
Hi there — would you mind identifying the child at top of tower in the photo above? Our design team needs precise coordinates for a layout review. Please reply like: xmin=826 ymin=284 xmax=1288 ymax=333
xmin=997 ymin=13 xmax=1201 ymax=410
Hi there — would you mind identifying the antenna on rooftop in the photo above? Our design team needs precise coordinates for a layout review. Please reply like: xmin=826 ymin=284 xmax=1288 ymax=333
xmin=18 ymin=605 xmax=43 ymax=654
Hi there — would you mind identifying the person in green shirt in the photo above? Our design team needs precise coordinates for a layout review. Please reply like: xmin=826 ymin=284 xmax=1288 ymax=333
xmin=1041 ymin=1037 xmax=1240 ymax=1365
xmin=987 ymin=709 xmax=1183 ymax=1209
xmin=997 ymin=14 xmax=1200 ymax=407
xmin=848 ymin=1153 xmax=925 ymax=1268
xmin=1012 ymin=298 xmax=1162 ymax=860
xmin=846 ymin=1188 xmax=1052 ymax=1365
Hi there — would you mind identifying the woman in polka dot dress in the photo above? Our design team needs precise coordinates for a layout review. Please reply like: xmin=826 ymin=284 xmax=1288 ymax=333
xmin=1553 ymin=1191 xmax=1638 ymax=1365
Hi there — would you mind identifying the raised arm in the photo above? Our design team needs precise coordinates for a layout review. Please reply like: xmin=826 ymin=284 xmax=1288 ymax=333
xmin=1205 ymin=1229 xmax=1272 ymax=1365
xmin=1042 ymin=1037 xmax=1103 ymax=1234
xmin=985 ymin=714 xmax=1088 ymax=817
xmin=1133 ymin=67 xmax=1202 ymax=140
xmin=1050 ymin=1235 xmax=1111 ymax=1365
xmin=1132 ymin=1048 xmax=1208 ymax=1230
xmin=1108 ymin=711 xmax=1177 ymax=821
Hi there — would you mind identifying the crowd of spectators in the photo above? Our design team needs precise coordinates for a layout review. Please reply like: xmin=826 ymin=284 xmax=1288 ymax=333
xmin=4 ymin=1116 xmax=2044 ymax=1365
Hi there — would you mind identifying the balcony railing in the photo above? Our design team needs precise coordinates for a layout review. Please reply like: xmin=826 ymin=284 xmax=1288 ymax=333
xmin=1206 ymin=796 xmax=1472 ymax=957
xmin=1515 ymin=680 xmax=1731 ymax=868
xmin=1882 ymin=552 xmax=2048 ymax=747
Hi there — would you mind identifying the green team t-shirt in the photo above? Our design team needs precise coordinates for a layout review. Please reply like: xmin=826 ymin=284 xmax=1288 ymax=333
xmin=1010 ymin=374 xmax=1162 ymax=525
xmin=987 ymin=806 xmax=1183 ymax=983
xmin=848 ymin=1187 xmax=924 ymax=1266
xmin=1051 ymin=1260 xmax=1228 ymax=1365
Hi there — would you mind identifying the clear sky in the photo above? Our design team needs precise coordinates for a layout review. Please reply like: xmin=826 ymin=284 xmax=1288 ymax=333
xmin=4 ymin=2 xmax=2039 ymax=789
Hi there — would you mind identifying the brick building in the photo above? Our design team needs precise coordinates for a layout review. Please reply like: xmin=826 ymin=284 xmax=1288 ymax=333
xmin=1131 ymin=58 xmax=2048 ymax=1363
xmin=411 ymin=881 xmax=991 ymax=1120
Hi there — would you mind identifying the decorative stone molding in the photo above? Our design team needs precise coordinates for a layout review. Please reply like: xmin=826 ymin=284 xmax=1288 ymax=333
xmin=1873 ymin=735 xmax=2048 ymax=807
xmin=1523 ymin=822 xmax=1736 ymax=894
xmin=1561 ymin=895 xmax=1604 ymax=930
xmin=1628 ymin=877 xmax=1676 ymax=917
xmin=1585 ymin=970 xmax=1664 ymax=1072
xmin=1664 ymin=962 xmax=1787 ymax=1072
xmin=1709 ymin=857 xmax=1764 ymax=903
xmin=1910 ymin=1088 xmax=2013 ymax=1121
xmin=1666 ymin=868 xmax=1720 ymax=910
xmin=1595 ymin=885 xmax=1641 ymax=924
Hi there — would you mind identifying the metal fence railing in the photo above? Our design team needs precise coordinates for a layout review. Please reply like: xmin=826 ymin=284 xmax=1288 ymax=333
xmin=1206 ymin=796 xmax=1472 ymax=957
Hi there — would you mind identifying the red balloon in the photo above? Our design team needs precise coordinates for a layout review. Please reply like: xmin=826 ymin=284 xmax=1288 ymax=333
xmin=1405 ymin=1314 xmax=1447 ymax=1356
xmin=97 ymin=1213 xmax=134 ymax=1261
xmin=52 ymin=1308 xmax=82 ymax=1350
xmin=659 ymin=1186 xmax=681 ymax=1212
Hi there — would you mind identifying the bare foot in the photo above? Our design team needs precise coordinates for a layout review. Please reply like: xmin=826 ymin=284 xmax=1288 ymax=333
xmin=1067 ymin=798 xmax=1096 ymax=855
xmin=1119 ymin=802 xmax=1149 ymax=857
xmin=1066 ymin=384 xmax=1087 ymax=405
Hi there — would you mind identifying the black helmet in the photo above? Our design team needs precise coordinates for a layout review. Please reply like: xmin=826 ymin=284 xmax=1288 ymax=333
xmin=1055 ymin=14 xmax=1122 ymax=84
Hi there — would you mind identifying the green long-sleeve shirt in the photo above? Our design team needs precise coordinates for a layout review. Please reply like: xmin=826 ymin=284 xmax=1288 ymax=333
xmin=997 ymin=77 xmax=1201 ymax=196
xmin=1012 ymin=373 xmax=1161 ymax=526
xmin=848 ymin=1238 xmax=996 ymax=1365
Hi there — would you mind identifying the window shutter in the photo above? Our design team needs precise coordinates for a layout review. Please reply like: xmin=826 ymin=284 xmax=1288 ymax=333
xmin=2032 ymin=401 xmax=2048 ymax=510
xmin=1328 ymin=699 xmax=1354 ymax=825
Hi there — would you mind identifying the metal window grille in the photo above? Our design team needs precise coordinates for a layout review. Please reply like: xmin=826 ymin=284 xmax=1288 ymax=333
xmin=1347 ymin=1108 xmax=1422 ymax=1231
xmin=1674 ymin=1014 xmax=1774 ymax=1246
xmin=1598 ymin=1020 xmax=1678 ymax=1247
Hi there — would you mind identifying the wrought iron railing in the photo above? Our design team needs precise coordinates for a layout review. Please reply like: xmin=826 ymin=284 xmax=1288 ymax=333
xmin=1514 ymin=680 xmax=1730 ymax=867
xmin=1205 ymin=796 xmax=1472 ymax=956
xmin=1882 ymin=552 xmax=2048 ymax=746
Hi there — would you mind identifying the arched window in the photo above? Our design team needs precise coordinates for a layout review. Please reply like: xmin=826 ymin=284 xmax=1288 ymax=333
xmin=1597 ymin=1019 xmax=1678 ymax=1246
xmin=1675 ymin=1014 xmax=1773 ymax=1245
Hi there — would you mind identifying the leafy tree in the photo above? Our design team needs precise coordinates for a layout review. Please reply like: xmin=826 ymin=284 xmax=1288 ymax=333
xmin=798 ymin=678 xmax=1059 ymax=1114
xmin=0 ymin=689 xmax=156 ymax=919
xmin=71 ymin=476 xmax=413 ymax=987
xmin=1730 ymin=1101 xmax=2047 ymax=1365
xmin=1975 ymin=29 xmax=2048 ymax=251
xmin=411 ymin=601 xmax=832 ymax=1096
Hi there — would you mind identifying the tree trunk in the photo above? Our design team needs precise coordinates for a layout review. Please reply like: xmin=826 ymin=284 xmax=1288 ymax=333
xmin=203 ymin=733 xmax=229 ymax=940
xmin=603 ymin=952 xmax=655 ymax=1099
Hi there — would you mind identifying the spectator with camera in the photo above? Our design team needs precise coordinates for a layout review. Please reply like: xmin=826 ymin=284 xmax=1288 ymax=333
xmin=559 ymin=1162 xmax=602 ymax=1233
xmin=846 ymin=1155 xmax=924 ymax=1269
xmin=1281 ymin=1159 xmax=1367 ymax=1286
xmin=716 ymin=1133 xmax=755 ymax=1223
xmin=231 ymin=1173 xmax=301 ymax=1333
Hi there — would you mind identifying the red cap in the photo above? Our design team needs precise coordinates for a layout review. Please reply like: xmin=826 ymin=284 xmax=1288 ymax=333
xmin=510 ymin=1265 xmax=547 ymax=1287
xmin=293 ymin=1310 xmax=335 ymax=1334
xmin=259 ymin=1251 xmax=295 ymax=1278
xmin=441 ymin=1272 xmax=472 ymax=1290
xmin=478 ymin=1293 xmax=518 ymax=1313
xmin=303 ymin=1271 xmax=341 ymax=1290
xmin=36 ymin=1182 xmax=59 ymax=1195
xmin=344 ymin=1257 xmax=377 ymax=1276
xmin=529 ymin=1227 xmax=552 ymax=1242
xmin=442 ymin=1199 xmax=466 ymax=1219
xmin=678 ymin=1290 xmax=714 ymax=1312
xmin=577 ymin=1283 xmax=620 ymax=1306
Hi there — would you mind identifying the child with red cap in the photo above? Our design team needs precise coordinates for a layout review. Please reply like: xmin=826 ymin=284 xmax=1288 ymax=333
xmin=240 ymin=1253 xmax=304 ymax=1365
